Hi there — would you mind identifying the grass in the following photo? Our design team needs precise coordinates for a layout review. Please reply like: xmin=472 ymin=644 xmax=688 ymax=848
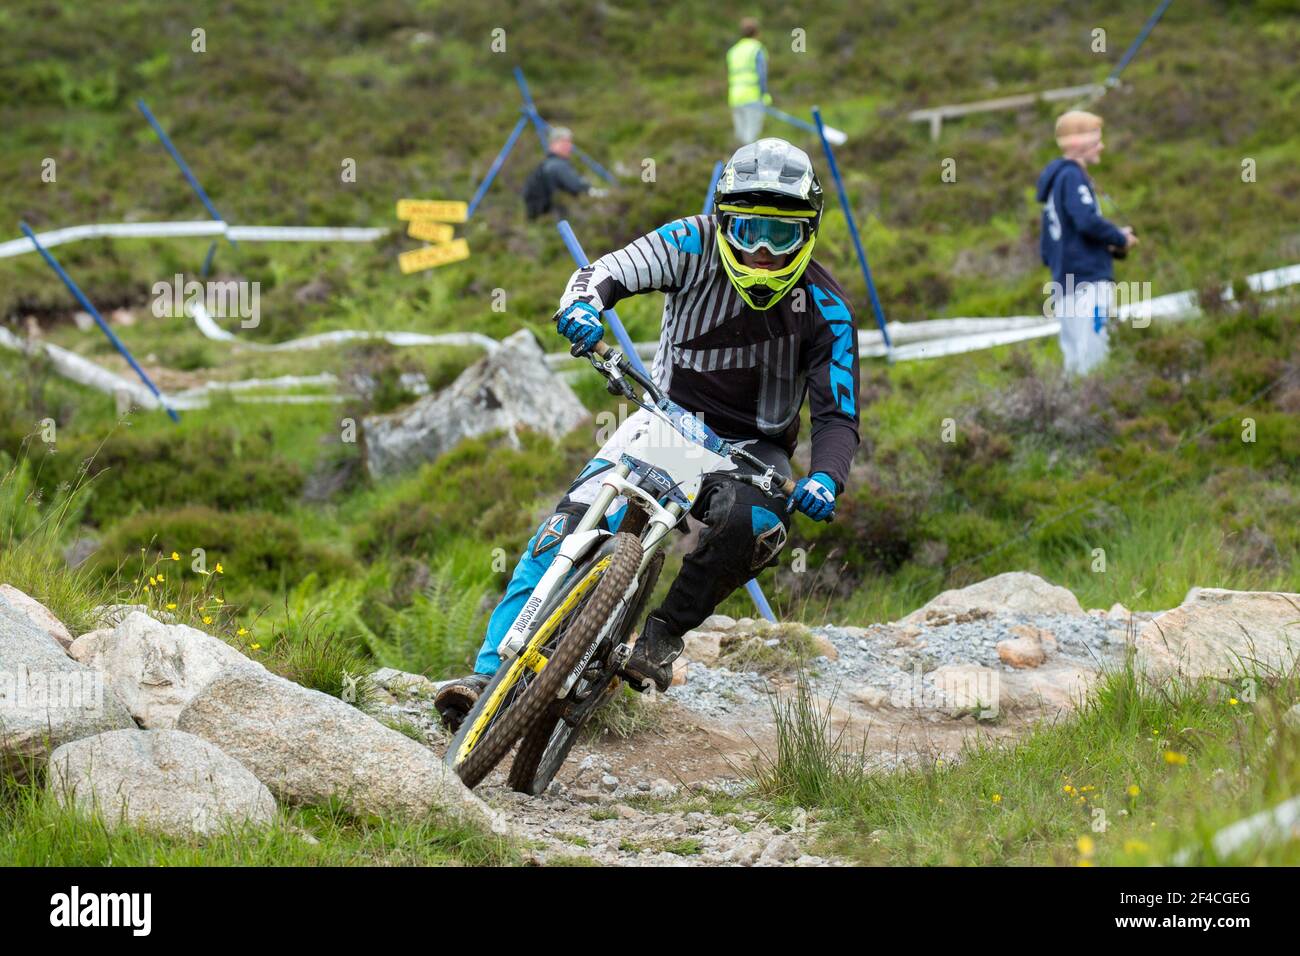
xmin=0 ymin=776 xmax=517 ymax=866
xmin=752 ymin=656 xmax=1300 ymax=865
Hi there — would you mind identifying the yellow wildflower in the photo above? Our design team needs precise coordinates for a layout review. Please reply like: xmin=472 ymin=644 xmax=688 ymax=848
xmin=992 ymin=794 xmax=1001 ymax=803
xmin=171 ymin=551 xmax=180 ymax=561
xmin=1076 ymin=835 xmax=1095 ymax=857
xmin=148 ymin=576 xmax=156 ymax=586
xmin=202 ymin=615 xmax=213 ymax=625
xmin=1229 ymin=698 xmax=1239 ymax=706
xmin=1164 ymin=750 xmax=1188 ymax=765
xmin=156 ymin=573 xmax=164 ymax=582
xmin=1123 ymin=839 xmax=1149 ymax=854
xmin=166 ymin=603 xmax=177 ymax=610
xmin=237 ymin=627 xmax=248 ymax=637
xmin=250 ymin=643 xmax=261 ymax=651
xmin=1128 ymin=785 xmax=1140 ymax=797
xmin=215 ymin=562 xmax=224 ymax=574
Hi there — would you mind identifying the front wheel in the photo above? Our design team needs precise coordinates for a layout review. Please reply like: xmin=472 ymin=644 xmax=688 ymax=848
xmin=445 ymin=532 xmax=643 ymax=789
xmin=507 ymin=549 xmax=664 ymax=795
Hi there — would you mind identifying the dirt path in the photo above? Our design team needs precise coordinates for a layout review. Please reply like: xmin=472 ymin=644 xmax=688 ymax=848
xmin=382 ymin=607 xmax=1131 ymax=866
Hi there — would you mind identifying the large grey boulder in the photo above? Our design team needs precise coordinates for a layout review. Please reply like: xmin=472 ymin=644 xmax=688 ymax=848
xmin=900 ymin=572 xmax=1085 ymax=625
xmin=0 ymin=596 xmax=134 ymax=778
xmin=1136 ymin=588 xmax=1300 ymax=681
xmin=69 ymin=611 xmax=265 ymax=729
xmin=0 ymin=585 xmax=74 ymax=651
xmin=47 ymin=728 xmax=276 ymax=836
xmin=177 ymin=665 xmax=505 ymax=833
xmin=362 ymin=328 xmax=588 ymax=478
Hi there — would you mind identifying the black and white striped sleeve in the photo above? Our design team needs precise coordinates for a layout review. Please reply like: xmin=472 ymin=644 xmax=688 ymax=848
xmin=557 ymin=216 xmax=706 ymax=315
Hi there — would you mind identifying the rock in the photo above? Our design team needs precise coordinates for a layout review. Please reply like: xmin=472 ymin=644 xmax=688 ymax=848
xmin=850 ymin=685 xmax=890 ymax=708
xmin=682 ymin=630 xmax=723 ymax=666
xmin=1009 ymin=622 xmax=1056 ymax=651
xmin=370 ymin=667 xmax=439 ymax=699
xmin=809 ymin=632 xmax=839 ymax=661
xmin=997 ymin=636 xmax=1046 ymax=669
xmin=46 ymin=729 xmax=276 ymax=836
xmin=599 ymin=774 xmax=619 ymax=793
xmin=1136 ymin=589 xmax=1300 ymax=681
xmin=701 ymin=614 xmax=737 ymax=631
xmin=759 ymin=834 xmax=799 ymax=864
xmin=724 ymin=837 xmax=765 ymax=866
xmin=0 ymin=585 xmax=74 ymax=651
xmin=671 ymin=657 xmax=689 ymax=686
xmin=92 ymin=603 xmax=167 ymax=628
xmin=176 ymin=665 xmax=501 ymax=831
xmin=1000 ymin=661 xmax=1096 ymax=714
xmin=649 ymin=778 xmax=676 ymax=799
xmin=614 ymin=804 xmax=644 ymax=821
xmin=362 ymin=329 xmax=589 ymax=478
xmin=0 ymin=598 xmax=134 ymax=778
xmin=928 ymin=664 xmax=1001 ymax=715
xmin=901 ymin=572 xmax=1085 ymax=625
xmin=1107 ymin=602 xmax=1131 ymax=620
xmin=69 ymin=611 xmax=265 ymax=729
xmin=62 ymin=535 xmax=99 ymax=569
xmin=72 ymin=310 xmax=95 ymax=331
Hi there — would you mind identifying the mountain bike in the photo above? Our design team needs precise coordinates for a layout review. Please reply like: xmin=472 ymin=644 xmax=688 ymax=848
xmin=445 ymin=340 xmax=795 ymax=793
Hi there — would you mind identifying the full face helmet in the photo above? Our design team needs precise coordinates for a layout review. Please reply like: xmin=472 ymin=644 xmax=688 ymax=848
xmin=713 ymin=137 xmax=824 ymax=310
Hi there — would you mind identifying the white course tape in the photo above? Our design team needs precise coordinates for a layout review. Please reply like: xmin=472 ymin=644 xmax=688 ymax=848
xmin=0 ymin=220 xmax=388 ymax=260
xmin=188 ymin=301 xmax=499 ymax=353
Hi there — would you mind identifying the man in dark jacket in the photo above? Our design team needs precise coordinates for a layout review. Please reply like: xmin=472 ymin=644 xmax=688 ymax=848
xmin=1036 ymin=110 xmax=1138 ymax=375
xmin=438 ymin=139 xmax=859 ymax=728
xmin=523 ymin=126 xmax=607 ymax=219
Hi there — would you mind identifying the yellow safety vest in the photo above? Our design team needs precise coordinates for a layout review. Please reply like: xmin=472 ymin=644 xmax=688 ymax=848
xmin=726 ymin=37 xmax=765 ymax=107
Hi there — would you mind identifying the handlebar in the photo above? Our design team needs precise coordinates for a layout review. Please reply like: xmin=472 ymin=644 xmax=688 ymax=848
xmin=587 ymin=341 xmax=797 ymax=498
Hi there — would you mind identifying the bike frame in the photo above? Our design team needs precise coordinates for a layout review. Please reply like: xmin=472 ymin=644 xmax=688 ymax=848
xmin=495 ymin=343 xmax=790 ymax=665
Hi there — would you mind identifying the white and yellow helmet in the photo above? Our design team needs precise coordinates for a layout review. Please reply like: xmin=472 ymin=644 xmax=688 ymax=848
xmin=713 ymin=138 xmax=824 ymax=310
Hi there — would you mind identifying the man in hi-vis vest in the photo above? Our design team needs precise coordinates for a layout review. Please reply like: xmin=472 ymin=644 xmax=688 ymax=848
xmin=727 ymin=17 xmax=771 ymax=144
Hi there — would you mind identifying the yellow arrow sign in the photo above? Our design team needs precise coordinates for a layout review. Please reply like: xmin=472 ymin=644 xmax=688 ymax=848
xmin=398 ymin=239 xmax=470 ymax=273
xmin=396 ymin=199 xmax=468 ymax=223
xmin=407 ymin=219 xmax=456 ymax=243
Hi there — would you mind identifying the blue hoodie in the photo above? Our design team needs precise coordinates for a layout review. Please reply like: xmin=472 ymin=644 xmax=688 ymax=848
xmin=1036 ymin=158 xmax=1127 ymax=287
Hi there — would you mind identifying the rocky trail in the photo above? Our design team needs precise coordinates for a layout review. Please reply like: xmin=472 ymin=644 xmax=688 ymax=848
xmin=3 ymin=574 xmax=1297 ymax=865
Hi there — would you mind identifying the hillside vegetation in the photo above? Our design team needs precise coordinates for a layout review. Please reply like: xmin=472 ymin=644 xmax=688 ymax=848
xmin=2 ymin=0 xmax=1297 ymax=670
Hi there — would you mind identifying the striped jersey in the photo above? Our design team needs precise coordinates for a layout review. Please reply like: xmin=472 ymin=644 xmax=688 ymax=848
xmin=557 ymin=215 xmax=861 ymax=492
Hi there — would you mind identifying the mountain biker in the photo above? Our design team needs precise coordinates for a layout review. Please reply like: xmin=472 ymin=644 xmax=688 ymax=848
xmin=436 ymin=137 xmax=860 ymax=730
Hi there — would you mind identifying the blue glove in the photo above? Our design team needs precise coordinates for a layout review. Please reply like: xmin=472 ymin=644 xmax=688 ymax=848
xmin=787 ymin=471 xmax=837 ymax=522
xmin=556 ymin=301 xmax=604 ymax=355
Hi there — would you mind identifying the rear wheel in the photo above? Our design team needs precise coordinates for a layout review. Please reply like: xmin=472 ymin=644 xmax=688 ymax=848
xmin=507 ymin=549 xmax=664 ymax=795
xmin=445 ymin=532 xmax=643 ymax=789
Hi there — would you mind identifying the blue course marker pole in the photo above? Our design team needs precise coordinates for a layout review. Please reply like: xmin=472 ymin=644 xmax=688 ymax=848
xmin=555 ymin=219 xmax=778 ymax=622
xmin=1108 ymin=0 xmax=1174 ymax=85
xmin=136 ymin=99 xmax=235 ymax=249
xmin=467 ymin=115 xmax=529 ymax=220
xmin=763 ymin=104 xmax=818 ymax=136
xmin=702 ymin=161 xmax=724 ymax=215
xmin=514 ymin=67 xmax=617 ymax=184
xmin=812 ymin=106 xmax=892 ymax=358
xmin=512 ymin=67 xmax=551 ymax=153
xmin=555 ymin=220 xmax=646 ymax=373
xmin=21 ymin=223 xmax=179 ymax=422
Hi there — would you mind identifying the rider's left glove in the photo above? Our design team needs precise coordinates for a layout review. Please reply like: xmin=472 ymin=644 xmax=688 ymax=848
xmin=787 ymin=471 xmax=837 ymax=522
xmin=555 ymin=301 xmax=605 ymax=355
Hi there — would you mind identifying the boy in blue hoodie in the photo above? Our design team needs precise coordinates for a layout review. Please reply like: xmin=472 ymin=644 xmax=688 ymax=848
xmin=1036 ymin=110 xmax=1138 ymax=375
